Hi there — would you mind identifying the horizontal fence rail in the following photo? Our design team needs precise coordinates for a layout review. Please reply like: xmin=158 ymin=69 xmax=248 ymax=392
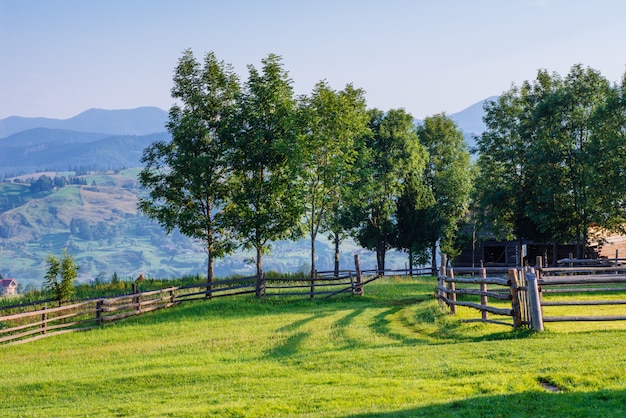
xmin=437 ymin=264 xmax=527 ymax=329
xmin=536 ymin=256 xmax=626 ymax=325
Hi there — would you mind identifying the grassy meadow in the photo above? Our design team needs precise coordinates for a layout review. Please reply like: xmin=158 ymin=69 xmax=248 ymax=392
xmin=1 ymin=276 xmax=626 ymax=417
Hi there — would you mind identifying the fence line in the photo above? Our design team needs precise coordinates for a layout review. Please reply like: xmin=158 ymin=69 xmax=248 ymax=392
xmin=437 ymin=262 xmax=527 ymax=328
xmin=534 ymin=256 xmax=626 ymax=325
xmin=0 ymin=257 xmax=398 ymax=345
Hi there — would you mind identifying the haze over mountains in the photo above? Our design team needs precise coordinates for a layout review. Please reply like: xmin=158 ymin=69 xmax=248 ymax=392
xmin=0 ymin=99 xmax=491 ymax=286
xmin=0 ymin=99 xmax=491 ymax=178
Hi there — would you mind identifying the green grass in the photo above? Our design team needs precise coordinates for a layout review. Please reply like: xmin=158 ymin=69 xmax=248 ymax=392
xmin=1 ymin=277 xmax=626 ymax=417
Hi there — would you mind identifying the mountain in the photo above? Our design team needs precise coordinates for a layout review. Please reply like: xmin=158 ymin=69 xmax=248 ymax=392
xmin=450 ymin=96 xmax=496 ymax=135
xmin=449 ymin=96 xmax=497 ymax=150
xmin=0 ymin=106 xmax=169 ymax=138
xmin=0 ymin=129 xmax=168 ymax=177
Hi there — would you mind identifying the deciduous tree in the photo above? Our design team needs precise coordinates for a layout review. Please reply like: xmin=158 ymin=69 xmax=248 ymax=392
xmin=226 ymin=54 xmax=303 ymax=276
xmin=416 ymin=114 xmax=472 ymax=271
xmin=298 ymin=81 xmax=369 ymax=277
xmin=138 ymin=50 xmax=239 ymax=285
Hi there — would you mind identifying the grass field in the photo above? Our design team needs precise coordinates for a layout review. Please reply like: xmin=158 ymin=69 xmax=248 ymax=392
xmin=1 ymin=277 xmax=625 ymax=417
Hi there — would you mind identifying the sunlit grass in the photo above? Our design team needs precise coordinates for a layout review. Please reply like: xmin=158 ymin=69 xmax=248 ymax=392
xmin=1 ymin=277 xmax=625 ymax=417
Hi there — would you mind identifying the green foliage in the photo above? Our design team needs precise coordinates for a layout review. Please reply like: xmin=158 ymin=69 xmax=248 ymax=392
xmin=226 ymin=54 xmax=304 ymax=276
xmin=348 ymin=108 xmax=428 ymax=270
xmin=43 ymin=249 xmax=78 ymax=305
xmin=475 ymin=65 xmax=626 ymax=255
xmin=297 ymin=81 xmax=370 ymax=276
xmin=138 ymin=50 xmax=240 ymax=282
xmin=415 ymin=114 xmax=472 ymax=266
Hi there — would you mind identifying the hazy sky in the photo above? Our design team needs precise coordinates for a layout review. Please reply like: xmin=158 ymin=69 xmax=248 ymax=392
xmin=1 ymin=0 xmax=625 ymax=120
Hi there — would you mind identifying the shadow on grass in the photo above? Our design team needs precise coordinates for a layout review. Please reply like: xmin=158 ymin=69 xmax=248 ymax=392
xmin=266 ymin=331 xmax=310 ymax=358
xmin=347 ymin=389 xmax=626 ymax=417
xmin=104 ymin=287 xmax=536 ymax=346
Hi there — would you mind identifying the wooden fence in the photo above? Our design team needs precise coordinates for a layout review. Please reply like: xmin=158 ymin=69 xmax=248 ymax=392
xmin=0 ymin=260 xmax=382 ymax=346
xmin=437 ymin=264 xmax=528 ymax=329
xmin=535 ymin=256 xmax=626 ymax=325
xmin=438 ymin=254 xmax=626 ymax=331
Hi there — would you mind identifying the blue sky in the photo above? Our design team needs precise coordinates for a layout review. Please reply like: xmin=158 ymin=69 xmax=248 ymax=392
xmin=1 ymin=0 xmax=625 ymax=120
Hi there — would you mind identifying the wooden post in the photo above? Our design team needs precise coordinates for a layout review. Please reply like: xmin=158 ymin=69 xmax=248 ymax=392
xmin=447 ymin=268 xmax=456 ymax=314
xmin=41 ymin=306 xmax=47 ymax=335
xmin=310 ymin=270 xmax=316 ymax=299
xmin=96 ymin=300 xmax=103 ymax=325
xmin=509 ymin=269 xmax=522 ymax=329
xmin=439 ymin=254 xmax=447 ymax=277
xmin=480 ymin=267 xmax=488 ymax=321
xmin=525 ymin=268 xmax=544 ymax=331
xmin=354 ymin=254 xmax=363 ymax=295
xmin=568 ymin=252 xmax=573 ymax=268
xmin=132 ymin=283 xmax=140 ymax=313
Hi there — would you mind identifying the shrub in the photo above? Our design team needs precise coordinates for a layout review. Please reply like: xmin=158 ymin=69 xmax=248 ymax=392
xmin=43 ymin=249 xmax=79 ymax=305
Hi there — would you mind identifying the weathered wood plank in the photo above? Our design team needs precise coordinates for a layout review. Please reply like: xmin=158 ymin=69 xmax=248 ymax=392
xmin=539 ymin=276 xmax=626 ymax=285
xmin=543 ymin=315 xmax=626 ymax=322
xmin=436 ymin=286 xmax=512 ymax=300
xmin=439 ymin=295 xmax=513 ymax=316
xmin=0 ymin=301 xmax=94 ymax=321
xmin=444 ymin=277 xmax=510 ymax=286
xmin=541 ymin=299 xmax=626 ymax=306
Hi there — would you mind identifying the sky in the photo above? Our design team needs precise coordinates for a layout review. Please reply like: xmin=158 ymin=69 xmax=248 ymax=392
xmin=1 ymin=0 xmax=625 ymax=121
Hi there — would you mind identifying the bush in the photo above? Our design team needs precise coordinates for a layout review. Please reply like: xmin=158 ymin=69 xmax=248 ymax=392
xmin=43 ymin=250 xmax=79 ymax=305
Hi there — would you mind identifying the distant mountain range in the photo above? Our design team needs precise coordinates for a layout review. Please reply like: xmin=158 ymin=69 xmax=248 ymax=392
xmin=0 ymin=99 xmax=493 ymax=178
xmin=0 ymin=107 xmax=169 ymax=177
xmin=0 ymin=106 xmax=169 ymax=138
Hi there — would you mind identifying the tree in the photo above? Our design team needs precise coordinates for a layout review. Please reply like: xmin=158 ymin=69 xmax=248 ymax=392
xmin=226 ymin=54 xmax=303 ymax=276
xmin=416 ymin=114 xmax=472 ymax=272
xmin=138 ymin=50 xmax=240 ymax=286
xmin=393 ymin=170 xmax=433 ymax=273
xmin=44 ymin=249 xmax=78 ymax=305
xmin=297 ymin=81 xmax=369 ymax=277
xmin=474 ymin=71 xmax=558 ymax=263
xmin=349 ymin=109 xmax=427 ymax=272
xmin=30 ymin=175 xmax=54 ymax=193
xmin=475 ymin=65 xmax=626 ymax=263
xmin=529 ymin=65 xmax=614 ymax=257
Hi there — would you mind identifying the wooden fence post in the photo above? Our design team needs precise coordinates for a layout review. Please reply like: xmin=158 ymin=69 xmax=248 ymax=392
xmin=447 ymin=268 xmax=456 ymax=314
xmin=439 ymin=254 xmax=447 ymax=277
xmin=354 ymin=254 xmax=363 ymax=295
xmin=480 ymin=267 xmax=488 ymax=321
xmin=96 ymin=300 xmax=103 ymax=325
xmin=132 ymin=283 xmax=140 ymax=313
xmin=508 ymin=269 xmax=522 ymax=329
xmin=525 ymin=268 xmax=544 ymax=331
xmin=41 ymin=306 xmax=47 ymax=335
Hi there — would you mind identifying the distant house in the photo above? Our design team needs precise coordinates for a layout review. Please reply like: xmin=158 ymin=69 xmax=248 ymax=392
xmin=0 ymin=278 xmax=18 ymax=296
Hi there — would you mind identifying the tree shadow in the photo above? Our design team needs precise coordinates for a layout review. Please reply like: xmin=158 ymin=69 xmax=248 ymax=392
xmin=346 ymin=389 xmax=626 ymax=417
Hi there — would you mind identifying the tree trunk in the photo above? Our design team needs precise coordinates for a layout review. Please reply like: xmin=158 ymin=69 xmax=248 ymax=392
xmin=206 ymin=249 xmax=214 ymax=299
xmin=377 ymin=240 xmax=386 ymax=274
xmin=408 ymin=248 xmax=413 ymax=276
xmin=310 ymin=233 xmax=316 ymax=279
xmin=256 ymin=246 xmax=263 ymax=277
xmin=431 ymin=241 xmax=438 ymax=276
xmin=333 ymin=232 xmax=340 ymax=277
xmin=310 ymin=233 xmax=316 ymax=298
